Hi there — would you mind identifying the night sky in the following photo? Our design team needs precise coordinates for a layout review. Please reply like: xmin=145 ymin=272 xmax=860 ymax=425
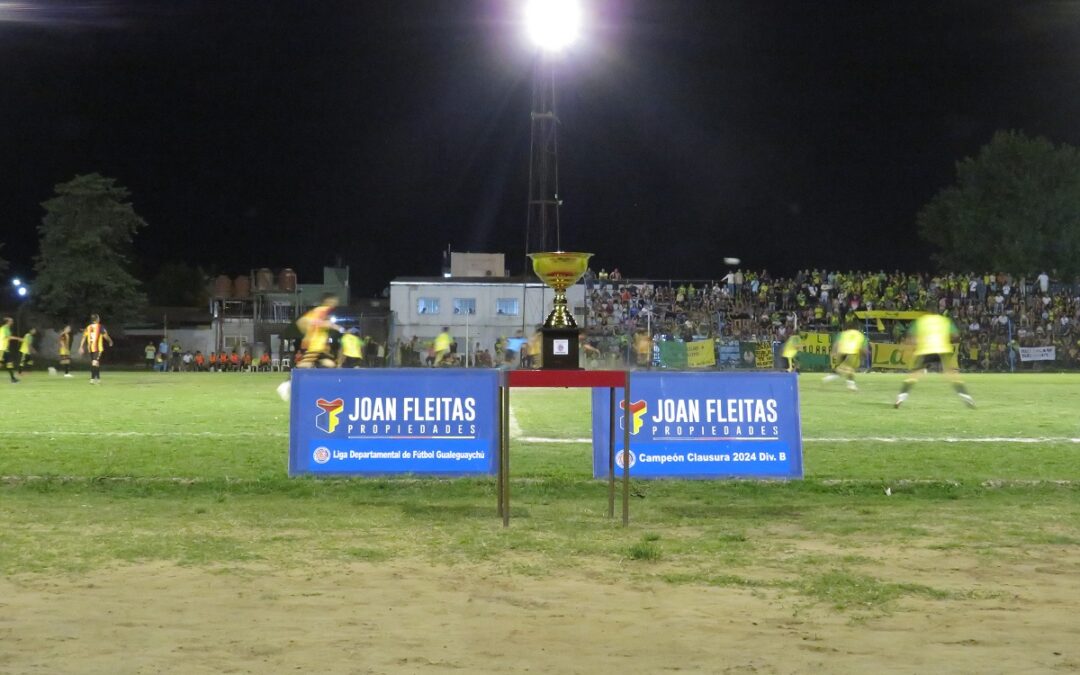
xmin=3 ymin=0 xmax=1080 ymax=295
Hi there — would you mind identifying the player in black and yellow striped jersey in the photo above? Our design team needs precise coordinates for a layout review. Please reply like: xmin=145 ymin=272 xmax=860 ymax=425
xmin=79 ymin=314 xmax=114 ymax=384
xmin=894 ymin=313 xmax=975 ymax=408
xmin=58 ymin=325 xmax=74 ymax=377
xmin=1 ymin=316 xmax=20 ymax=383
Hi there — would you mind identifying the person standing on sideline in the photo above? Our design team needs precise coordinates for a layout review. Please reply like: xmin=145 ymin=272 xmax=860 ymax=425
xmin=823 ymin=328 xmax=866 ymax=390
xmin=895 ymin=313 xmax=975 ymax=409
xmin=144 ymin=342 xmax=156 ymax=369
xmin=58 ymin=325 xmax=74 ymax=377
xmin=2 ymin=317 xmax=21 ymax=382
xmin=79 ymin=314 xmax=114 ymax=384
xmin=171 ymin=339 xmax=183 ymax=372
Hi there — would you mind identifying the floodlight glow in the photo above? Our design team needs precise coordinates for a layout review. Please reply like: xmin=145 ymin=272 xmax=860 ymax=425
xmin=525 ymin=0 xmax=581 ymax=52
xmin=17 ymin=286 xmax=28 ymax=297
xmin=11 ymin=278 xmax=21 ymax=287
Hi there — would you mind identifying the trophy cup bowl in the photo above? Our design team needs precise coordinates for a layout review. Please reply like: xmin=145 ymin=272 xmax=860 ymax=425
xmin=529 ymin=251 xmax=593 ymax=329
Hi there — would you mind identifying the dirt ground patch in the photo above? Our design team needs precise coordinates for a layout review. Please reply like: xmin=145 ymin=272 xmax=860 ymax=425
xmin=1 ymin=547 xmax=1078 ymax=675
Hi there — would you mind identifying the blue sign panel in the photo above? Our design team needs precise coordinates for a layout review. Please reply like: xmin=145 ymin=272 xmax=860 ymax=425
xmin=288 ymin=369 xmax=499 ymax=476
xmin=591 ymin=372 xmax=802 ymax=479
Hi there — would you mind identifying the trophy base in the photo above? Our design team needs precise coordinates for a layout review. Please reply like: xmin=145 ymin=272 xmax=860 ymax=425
xmin=539 ymin=327 xmax=581 ymax=370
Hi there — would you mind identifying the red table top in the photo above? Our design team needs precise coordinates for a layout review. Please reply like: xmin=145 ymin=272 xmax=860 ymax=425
xmin=505 ymin=369 xmax=628 ymax=388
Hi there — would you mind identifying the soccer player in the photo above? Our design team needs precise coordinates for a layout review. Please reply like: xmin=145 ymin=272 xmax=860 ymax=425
xmin=432 ymin=327 xmax=452 ymax=367
xmin=823 ymin=328 xmax=866 ymax=390
xmin=339 ymin=329 xmax=363 ymax=368
xmin=895 ymin=313 xmax=975 ymax=408
xmin=79 ymin=314 xmax=114 ymax=384
xmin=1 ymin=316 xmax=20 ymax=383
xmin=781 ymin=334 xmax=802 ymax=373
xmin=17 ymin=328 xmax=37 ymax=374
xmin=58 ymin=325 xmax=74 ymax=377
xmin=296 ymin=294 xmax=342 ymax=369
xmin=277 ymin=294 xmax=342 ymax=401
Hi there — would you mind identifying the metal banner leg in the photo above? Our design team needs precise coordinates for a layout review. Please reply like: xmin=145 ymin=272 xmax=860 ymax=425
xmin=502 ymin=385 xmax=510 ymax=527
xmin=608 ymin=387 xmax=616 ymax=518
xmin=497 ymin=386 xmax=504 ymax=518
xmin=622 ymin=376 xmax=630 ymax=526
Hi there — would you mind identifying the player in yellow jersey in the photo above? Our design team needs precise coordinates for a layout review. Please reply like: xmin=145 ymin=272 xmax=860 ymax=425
xmin=894 ymin=313 xmax=974 ymax=408
xmin=432 ymin=327 xmax=452 ymax=366
xmin=781 ymin=334 xmax=802 ymax=373
xmin=823 ymin=328 xmax=866 ymax=390
xmin=1 ymin=316 xmax=20 ymax=383
xmin=277 ymin=294 xmax=342 ymax=401
xmin=17 ymin=328 xmax=37 ymax=374
xmin=296 ymin=294 xmax=343 ymax=369
xmin=79 ymin=314 xmax=114 ymax=384
xmin=339 ymin=328 xmax=363 ymax=368
xmin=58 ymin=325 xmax=74 ymax=377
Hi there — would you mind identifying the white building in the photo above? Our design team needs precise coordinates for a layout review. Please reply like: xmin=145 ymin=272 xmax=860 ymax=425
xmin=389 ymin=277 xmax=586 ymax=362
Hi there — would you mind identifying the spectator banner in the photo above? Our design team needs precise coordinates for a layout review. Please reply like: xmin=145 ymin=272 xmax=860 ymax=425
xmin=686 ymin=339 xmax=716 ymax=368
xmin=288 ymin=369 xmax=498 ymax=476
xmin=797 ymin=332 xmax=832 ymax=356
xmin=1019 ymin=346 xmax=1056 ymax=362
xmin=870 ymin=342 xmax=912 ymax=370
xmin=658 ymin=341 xmax=688 ymax=369
xmin=590 ymin=372 xmax=803 ymax=479
xmin=717 ymin=341 xmax=742 ymax=367
xmin=755 ymin=341 xmax=775 ymax=369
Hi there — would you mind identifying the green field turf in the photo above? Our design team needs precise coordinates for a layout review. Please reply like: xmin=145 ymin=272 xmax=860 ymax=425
xmin=2 ymin=370 xmax=1078 ymax=613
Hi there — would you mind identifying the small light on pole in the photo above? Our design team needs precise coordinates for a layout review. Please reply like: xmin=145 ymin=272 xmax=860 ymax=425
xmin=11 ymin=278 xmax=21 ymax=288
xmin=17 ymin=286 xmax=28 ymax=298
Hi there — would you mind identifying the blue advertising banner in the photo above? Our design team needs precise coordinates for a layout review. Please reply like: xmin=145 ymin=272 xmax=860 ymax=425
xmin=288 ymin=369 xmax=499 ymax=476
xmin=591 ymin=372 xmax=803 ymax=479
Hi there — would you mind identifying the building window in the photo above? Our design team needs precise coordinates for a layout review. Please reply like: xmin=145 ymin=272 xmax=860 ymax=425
xmin=496 ymin=298 xmax=520 ymax=316
xmin=417 ymin=297 xmax=440 ymax=315
xmin=453 ymin=298 xmax=476 ymax=315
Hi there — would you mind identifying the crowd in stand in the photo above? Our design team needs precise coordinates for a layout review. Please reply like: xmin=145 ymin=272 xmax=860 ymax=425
xmin=583 ymin=269 xmax=1080 ymax=370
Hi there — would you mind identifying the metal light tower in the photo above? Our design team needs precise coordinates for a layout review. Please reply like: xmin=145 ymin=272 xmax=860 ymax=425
xmin=523 ymin=0 xmax=581 ymax=257
xmin=525 ymin=59 xmax=561 ymax=255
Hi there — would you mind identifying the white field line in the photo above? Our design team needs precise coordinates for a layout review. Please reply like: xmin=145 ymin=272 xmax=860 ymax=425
xmin=506 ymin=403 xmax=523 ymax=438
xmin=8 ymin=429 xmax=1080 ymax=444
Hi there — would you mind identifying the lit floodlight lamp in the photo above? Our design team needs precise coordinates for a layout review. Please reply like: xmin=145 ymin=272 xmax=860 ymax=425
xmin=525 ymin=0 xmax=581 ymax=52
xmin=17 ymin=286 xmax=28 ymax=298
xmin=11 ymin=278 xmax=21 ymax=287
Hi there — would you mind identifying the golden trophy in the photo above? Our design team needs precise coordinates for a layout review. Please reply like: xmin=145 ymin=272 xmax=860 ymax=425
xmin=529 ymin=251 xmax=593 ymax=369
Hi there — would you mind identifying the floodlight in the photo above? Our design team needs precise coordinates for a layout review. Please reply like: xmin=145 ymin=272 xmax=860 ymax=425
xmin=17 ymin=286 xmax=28 ymax=298
xmin=11 ymin=278 xmax=21 ymax=287
xmin=525 ymin=0 xmax=581 ymax=52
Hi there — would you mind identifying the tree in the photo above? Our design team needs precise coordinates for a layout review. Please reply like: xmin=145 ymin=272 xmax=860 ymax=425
xmin=0 ymin=242 xmax=8 ymax=278
xmin=146 ymin=262 xmax=208 ymax=307
xmin=33 ymin=174 xmax=148 ymax=325
xmin=918 ymin=130 xmax=1080 ymax=277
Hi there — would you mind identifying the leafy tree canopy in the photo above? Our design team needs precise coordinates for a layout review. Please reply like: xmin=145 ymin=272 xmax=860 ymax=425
xmin=146 ymin=262 xmax=209 ymax=307
xmin=33 ymin=173 xmax=148 ymax=326
xmin=918 ymin=130 xmax=1080 ymax=277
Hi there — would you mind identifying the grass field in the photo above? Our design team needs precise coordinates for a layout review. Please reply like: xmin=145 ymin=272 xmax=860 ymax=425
xmin=2 ymin=370 xmax=1079 ymax=673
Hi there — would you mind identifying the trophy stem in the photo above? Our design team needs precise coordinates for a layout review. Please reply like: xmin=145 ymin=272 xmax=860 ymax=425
xmin=545 ymin=288 xmax=578 ymax=329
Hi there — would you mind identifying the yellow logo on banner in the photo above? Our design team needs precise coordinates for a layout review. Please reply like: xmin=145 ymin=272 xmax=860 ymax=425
xmin=686 ymin=340 xmax=716 ymax=368
xmin=870 ymin=343 xmax=912 ymax=370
